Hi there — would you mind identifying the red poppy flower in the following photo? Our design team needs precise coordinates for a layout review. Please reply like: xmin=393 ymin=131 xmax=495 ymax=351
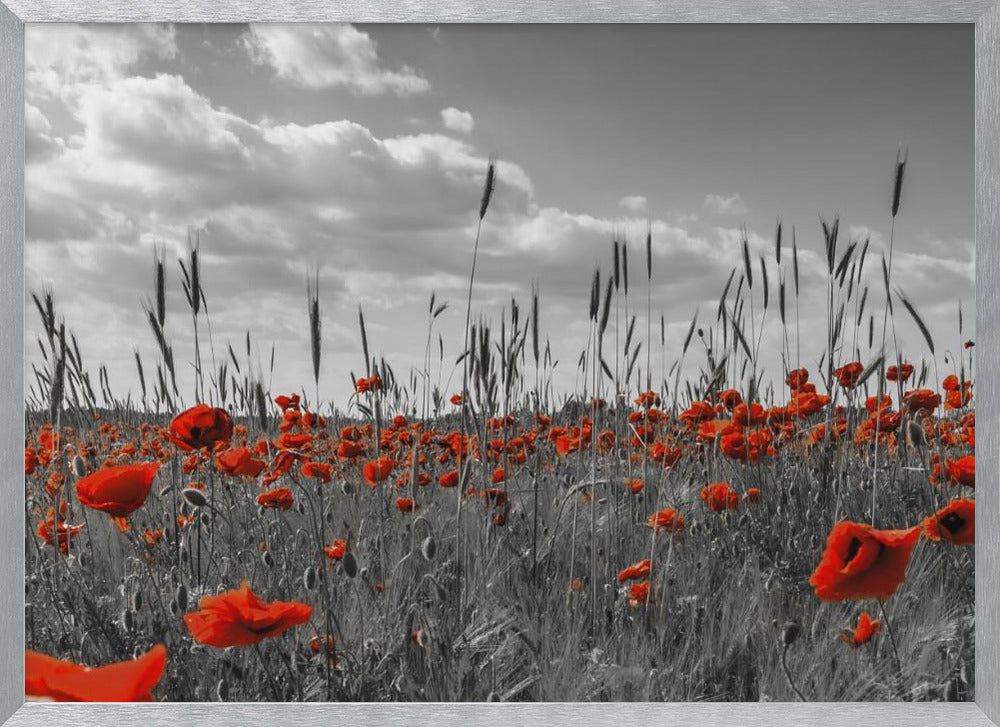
xmin=301 ymin=461 xmax=332 ymax=483
xmin=718 ymin=389 xmax=743 ymax=410
xmin=36 ymin=504 xmax=84 ymax=555
xmin=450 ymin=394 xmax=463 ymax=405
xmin=694 ymin=419 xmax=728 ymax=443
xmin=945 ymin=455 xmax=975 ymax=488
xmin=276 ymin=432 xmax=312 ymax=451
xmin=168 ymin=404 xmax=233 ymax=451
xmin=840 ymin=612 xmax=880 ymax=646
xmin=834 ymin=362 xmax=864 ymax=389
xmin=628 ymin=580 xmax=650 ymax=608
xmin=809 ymin=521 xmax=920 ymax=601
xmin=679 ymin=401 xmax=715 ymax=426
xmin=362 ymin=457 xmax=394 ymax=486
xmin=886 ymin=363 xmax=913 ymax=382
xmin=257 ymin=487 xmax=294 ymax=511
xmin=337 ymin=440 xmax=366 ymax=459
xmin=732 ymin=402 xmax=766 ymax=427
xmin=274 ymin=393 xmax=300 ymax=412
xmin=554 ymin=434 xmax=582 ymax=456
xmin=719 ymin=431 xmax=750 ymax=462
xmin=944 ymin=385 xmax=973 ymax=410
xmin=922 ymin=499 xmax=974 ymax=546
xmin=700 ymin=482 xmax=739 ymax=512
xmin=649 ymin=442 xmax=682 ymax=468
xmin=617 ymin=558 xmax=651 ymax=582
xmin=324 ymin=539 xmax=347 ymax=560
xmin=26 ymin=644 xmax=167 ymax=702
xmin=184 ymin=581 xmax=312 ymax=648
xmin=786 ymin=368 xmax=809 ymax=390
xmin=626 ymin=477 xmax=644 ymax=495
xmin=903 ymin=389 xmax=941 ymax=413
xmin=789 ymin=391 xmax=830 ymax=418
xmin=215 ymin=448 xmax=266 ymax=478
xmin=645 ymin=507 xmax=684 ymax=532
xmin=633 ymin=390 xmax=658 ymax=408
xmin=438 ymin=468 xmax=460 ymax=488
xmin=395 ymin=497 xmax=417 ymax=513
xmin=355 ymin=375 xmax=383 ymax=394
xmin=76 ymin=461 xmax=160 ymax=528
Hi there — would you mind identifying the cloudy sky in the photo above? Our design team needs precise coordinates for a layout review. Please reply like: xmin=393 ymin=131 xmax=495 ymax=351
xmin=25 ymin=24 xmax=974 ymax=411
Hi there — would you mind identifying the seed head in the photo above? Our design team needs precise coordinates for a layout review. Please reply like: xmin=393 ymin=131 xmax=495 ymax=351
xmin=182 ymin=487 xmax=207 ymax=508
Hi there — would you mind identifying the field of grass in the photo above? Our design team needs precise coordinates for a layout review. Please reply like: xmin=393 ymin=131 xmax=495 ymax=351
xmin=23 ymin=155 xmax=975 ymax=702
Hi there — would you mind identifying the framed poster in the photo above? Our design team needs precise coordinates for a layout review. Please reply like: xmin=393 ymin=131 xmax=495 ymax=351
xmin=1 ymin=2 xmax=998 ymax=726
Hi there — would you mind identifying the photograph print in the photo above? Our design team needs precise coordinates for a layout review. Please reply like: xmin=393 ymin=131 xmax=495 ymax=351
xmin=23 ymin=23 xmax=975 ymax=702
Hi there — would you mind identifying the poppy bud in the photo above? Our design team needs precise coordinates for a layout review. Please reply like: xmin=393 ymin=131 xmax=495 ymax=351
xmin=907 ymin=419 xmax=925 ymax=447
xmin=263 ymin=550 xmax=275 ymax=568
xmin=343 ymin=552 xmax=358 ymax=578
xmin=170 ymin=599 xmax=179 ymax=616
xmin=78 ymin=550 xmax=90 ymax=569
xmin=420 ymin=536 xmax=436 ymax=561
xmin=72 ymin=455 xmax=87 ymax=478
xmin=945 ymin=676 xmax=963 ymax=702
xmin=182 ymin=487 xmax=208 ymax=508
xmin=781 ymin=621 xmax=800 ymax=646
xmin=487 ymin=691 xmax=500 ymax=702
xmin=304 ymin=566 xmax=317 ymax=590
xmin=426 ymin=577 xmax=446 ymax=601
xmin=340 ymin=480 xmax=354 ymax=496
xmin=131 ymin=591 xmax=143 ymax=612
xmin=122 ymin=608 xmax=134 ymax=632
xmin=175 ymin=583 xmax=188 ymax=611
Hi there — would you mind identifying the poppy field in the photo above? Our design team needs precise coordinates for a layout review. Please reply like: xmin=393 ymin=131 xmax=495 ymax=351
xmin=23 ymin=155 xmax=975 ymax=703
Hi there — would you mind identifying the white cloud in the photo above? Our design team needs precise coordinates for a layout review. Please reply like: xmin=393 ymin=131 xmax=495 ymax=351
xmin=25 ymin=24 xmax=176 ymax=103
xmin=242 ymin=24 xmax=429 ymax=95
xmin=703 ymin=192 xmax=748 ymax=216
xmin=440 ymin=107 xmax=474 ymax=134
xmin=618 ymin=195 xmax=647 ymax=213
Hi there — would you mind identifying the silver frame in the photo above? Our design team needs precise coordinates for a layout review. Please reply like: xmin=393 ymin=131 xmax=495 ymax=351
xmin=1 ymin=2 xmax=997 ymax=725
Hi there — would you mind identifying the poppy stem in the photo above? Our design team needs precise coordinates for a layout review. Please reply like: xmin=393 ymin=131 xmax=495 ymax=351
xmin=780 ymin=643 xmax=806 ymax=701
xmin=878 ymin=600 xmax=906 ymax=687
xmin=253 ymin=643 xmax=282 ymax=701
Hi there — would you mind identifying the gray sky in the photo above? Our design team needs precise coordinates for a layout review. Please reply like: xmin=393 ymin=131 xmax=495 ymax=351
xmin=25 ymin=23 xmax=974 ymax=411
